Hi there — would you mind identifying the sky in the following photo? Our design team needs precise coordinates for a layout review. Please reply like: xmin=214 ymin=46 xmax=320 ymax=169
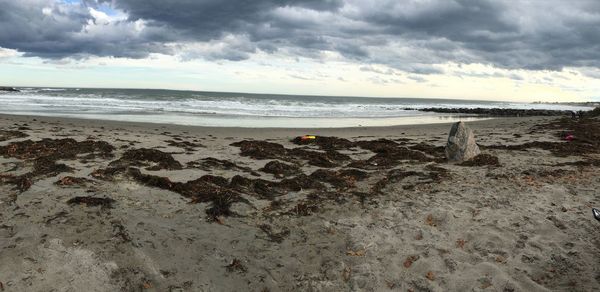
xmin=1 ymin=0 xmax=599 ymax=102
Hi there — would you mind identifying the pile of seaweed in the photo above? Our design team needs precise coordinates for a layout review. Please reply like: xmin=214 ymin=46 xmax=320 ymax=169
xmin=349 ymin=139 xmax=435 ymax=169
xmin=0 ymin=138 xmax=114 ymax=191
xmin=0 ymin=130 xmax=28 ymax=142
xmin=55 ymin=176 xmax=95 ymax=187
xmin=67 ymin=196 xmax=115 ymax=208
xmin=371 ymin=165 xmax=449 ymax=194
xmin=237 ymin=136 xmax=442 ymax=170
xmin=291 ymin=136 xmax=355 ymax=150
xmin=187 ymin=157 xmax=260 ymax=176
xmin=231 ymin=140 xmax=351 ymax=167
xmin=459 ymin=154 xmax=500 ymax=167
xmin=110 ymin=148 xmax=183 ymax=171
xmin=483 ymin=116 xmax=600 ymax=157
xmin=126 ymin=168 xmax=328 ymax=220
xmin=259 ymin=160 xmax=300 ymax=177
xmin=92 ymin=143 xmax=424 ymax=219
xmin=90 ymin=147 xmax=340 ymax=219
xmin=86 ymin=133 xmax=454 ymax=221
xmin=309 ymin=168 xmax=368 ymax=190
xmin=91 ymin=148 xmax=183 ymax=180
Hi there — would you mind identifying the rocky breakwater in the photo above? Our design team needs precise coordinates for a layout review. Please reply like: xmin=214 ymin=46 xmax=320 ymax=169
xmin=0 ymin=86 xmax=19 ymax=92
xmin=412 ymin=107 xmax=573 ymax=117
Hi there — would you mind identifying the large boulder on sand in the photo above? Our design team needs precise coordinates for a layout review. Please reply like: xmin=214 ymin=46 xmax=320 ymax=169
xmin=445 ymin=121 xmax=480 ymax=162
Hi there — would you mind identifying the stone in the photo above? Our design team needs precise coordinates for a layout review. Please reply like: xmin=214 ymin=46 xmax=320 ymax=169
xmin=445 ymin=121 xmax=480 ymax=162
xmin=0 ymin=86 xmax=19 ymax=92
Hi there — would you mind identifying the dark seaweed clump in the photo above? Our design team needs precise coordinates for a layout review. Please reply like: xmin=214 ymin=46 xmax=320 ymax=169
xmin=349 ymin=139 xmax=433 ymax=169
xmin=371 ymin=166 xmax=449 ymax=194
xmin=67 ymin=196 xmax=115 ymax=208
xmin=231 ymin=140 xmax=351 ymax=167
xmin=165 ymin=139 xmax=204 ymax=151
xmin=111 ymin=148 xmax=182 ymax=171
xmin=291 ymin=136 xmax=355 ymax=150
xmin=0 ymin=138 xmax=114 ymax=191
xmin=125 ymin=167 xmax=324 ymax=220
xmin=259 ymin=160 xmax=301 ymax=177
xmin=0 ymin=130 xmax=28 ymax=142
xmin=309 ymin=168 xmax=368 ymax=189
xmin=187 ymin=157 xmax=260 ymax=176
xmin=55 ymin=176 xmax=95 ymax=186
xmin=459 ymin=154 xmax=500 ymax=167
xmin=0 ymin=138 xmax=114 ymax=160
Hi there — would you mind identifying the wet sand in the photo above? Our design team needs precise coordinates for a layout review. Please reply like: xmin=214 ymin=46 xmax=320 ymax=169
xmin=1 ymin=113 xmax=599 ymax=291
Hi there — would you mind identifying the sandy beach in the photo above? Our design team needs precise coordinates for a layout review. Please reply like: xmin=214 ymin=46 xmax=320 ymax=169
xmin=1 ymin=113 xmax=599 ymax=292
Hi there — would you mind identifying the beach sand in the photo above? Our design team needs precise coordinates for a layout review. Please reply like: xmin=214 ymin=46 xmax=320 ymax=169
xmin=1 ymin=114 xmax=599 ymax=291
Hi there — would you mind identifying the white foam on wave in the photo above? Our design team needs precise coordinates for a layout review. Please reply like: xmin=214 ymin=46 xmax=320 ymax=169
xmin=0 ymin=93 xmax=431 ymax=118
xmin=0 ymin=90 xmax=594 ymax=127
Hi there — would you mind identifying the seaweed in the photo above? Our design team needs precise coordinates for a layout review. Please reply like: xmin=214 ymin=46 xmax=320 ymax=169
xmin=258 ymin=224 xmax=290 ymax=243
xmin=231 ymin=140 xmax=351 ymax=167
xmin=55 ymin=176 xmax=95 ymax=186
xmin=0 ymin=138 xmax=114 ymax=191
xmin=290 ymin=148 xmax=351 ymax=167
xmin=348 ymin=146 xmax=432 ymax=169
xmin=230 ymin=140 xmax=287 ymax=160
xmin=126 ymin=168 xmax=245 ymax=220
xmin=0 ymin=174 xmax=32 ymax=192
xmin=165 ymin=139 xmax=204 ymax=151
xmin=0 ymin=138 xmax=114 ymax=160
xmin=459 ymin=154 xmax=500 ymax=167
xmin=111 ymin=148 xmax=182 ymax=170
xmin=225 ymin=259 xmax=247 ymax=273
xmin=483 ymin=116 xmax=600 ymax=157
xmin=67 ymin=196 xmax=115 ymax=208
xmin=187 ymin=157 xmax=260 ymax=176
xmin=288 ymin=201 xmax=318 ymax=216
xmin=230 ymin=174 xmax=323 ymax=199
xmin=205 ymin=193 xmax=238 ymax=221
xmin=309 ymin=168 xmax=368 ymax=189
xmin=0 ymin=130 xmax=28 ymax=142
xmin=409 ymin=143 xmax=446 ymax=160
xmin=259 ymin=160 xmax=301 ymax=177
xmin=371 ymin=166 xmax=449 ymax=194
xmin=291 ymin=136 xmax=355 ymax=150
xmin=32 ymin=156 xmax=73 ymax=176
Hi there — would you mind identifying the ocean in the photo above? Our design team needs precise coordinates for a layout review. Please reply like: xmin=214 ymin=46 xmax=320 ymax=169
xmin=0 ymin=88 xmax=593 ymax=128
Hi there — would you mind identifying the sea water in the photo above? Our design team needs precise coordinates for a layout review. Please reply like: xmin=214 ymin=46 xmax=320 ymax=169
xmin=0 ymin=88 xmax=593 ymax=128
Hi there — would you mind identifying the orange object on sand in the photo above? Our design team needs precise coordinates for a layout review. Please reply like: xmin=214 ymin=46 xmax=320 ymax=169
xmin=301 ymin=135 xmax=316 ymax=141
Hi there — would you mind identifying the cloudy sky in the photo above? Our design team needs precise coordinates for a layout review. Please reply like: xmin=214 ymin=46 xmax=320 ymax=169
xmin=1 ymin=0 xmax=599 ymax=101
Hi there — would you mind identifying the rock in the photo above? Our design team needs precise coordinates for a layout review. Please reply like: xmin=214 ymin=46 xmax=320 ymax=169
xmin=445 ymin=121 xmax=480 ymax=162
xmin=412 ymin=107 xmax=571 ymax=117
xmin=0 ymin=86 xmax=19 ymax=92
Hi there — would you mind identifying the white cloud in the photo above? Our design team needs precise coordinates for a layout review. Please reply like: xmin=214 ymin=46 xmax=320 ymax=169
xmin=0 ymin=47 xmax=22 ymax=58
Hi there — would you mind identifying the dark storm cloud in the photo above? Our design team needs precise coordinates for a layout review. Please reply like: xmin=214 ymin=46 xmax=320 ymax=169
xmin=102 ymin=0 xmax=343 ymax=40
xmin=0 ymin=0 xmax=173 ymax=59
xmin=1 ymin=0 xmax=600 ymax=72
